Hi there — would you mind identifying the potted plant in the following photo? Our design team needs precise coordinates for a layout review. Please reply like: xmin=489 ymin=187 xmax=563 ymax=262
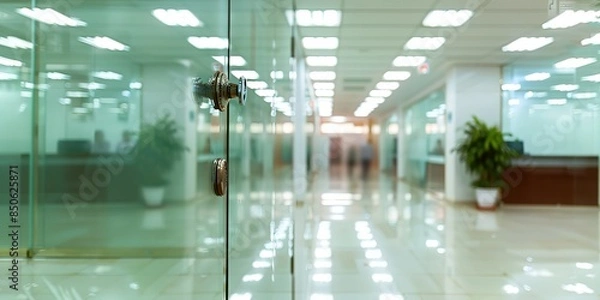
xmin=131 ymin=114 xmax=188 ymax=207
xmin=453 ymin=116 xmax=519 ymax=210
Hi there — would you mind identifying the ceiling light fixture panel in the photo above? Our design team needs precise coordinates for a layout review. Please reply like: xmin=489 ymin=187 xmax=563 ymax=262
xmin=286 ymin=10 xmax=341 ymax=27
xmin=404 ymin=37 xmax=445 ymax=50
xmin=501 ymin=83 xmax=521 ymax=91
xmin=302 ymin=37 xmax=339 ymax=49
xmin=581 ymin=33 xmax=600 ymax=46
xmin=542 ymin=10 xmax=600 ymax=29
xmin=314 ymin=82 xmax=335 ymax=90
xmin=376 ymin=82 xmax=399 ymax=90
xmin=213 ymin=55 xmax=246 ymax=66
xmin=152 ymin=9 xmax=203 ymax=27
xmin=524 ymin=72 xmax=551 ymax=81
xmin=502 ymin=37 xmax=553 ymax=52
xmin=582 ymin=73 xmax=600 ymax=82
xmin=247 ymin=81 xmax=268 ymax=90
xmin=188 ymin=37 xmax=228 ymax=49
xmin=551 ymin=84 xmax=579 ymax=92
xmin=231 ymin=70 xmax=259 ymax=80
xmin=383 ymin=71 xmax=411 ymax=81
xmin=0 ymin=56 xmax=23 ymax=67
xmin=79 ymin=36 xmax=129 ymax=51
xmin=392 ymin=56 xmax=427 ymax=67
xmin=306 ymin=56 xmax=338 ymax=66
xmin=310 ymin=71 xmax=336 ymax=81
xmin=554 ymin=58 xmax=597 ymax=69
xmin=92 ymin=71 xmax=122 ymax=80
xmin=0 ymin=36 xmax=32 ymax=49
xmin=370 ymin=90 xmax=392 ymax=97
xmin=17 ymin=7 xmax=86 ymax=27
xmin=422 ymin=10 xmax=473 ymax=27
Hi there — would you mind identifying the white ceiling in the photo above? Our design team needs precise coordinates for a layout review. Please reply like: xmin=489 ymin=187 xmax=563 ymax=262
xmin=0 ymin=0 xmax=599 ymax=121
xmin=295 ymin=0 xmax=600 ymax=119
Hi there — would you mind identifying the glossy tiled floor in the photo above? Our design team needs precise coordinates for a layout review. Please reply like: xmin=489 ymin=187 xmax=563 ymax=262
xmin=1 ymin=168 xmax=600 ymax=299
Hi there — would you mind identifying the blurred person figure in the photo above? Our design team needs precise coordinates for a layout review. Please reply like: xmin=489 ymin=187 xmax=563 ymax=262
xmin=347 ymin=146 xmax=357 ymax=178
xmin=92 ymin=130 xmax=111 ymax=154
xmin=116 ymin=130 xmax=135 ymax=154
xmin=360 ymin=139 xmax=374 ymax=180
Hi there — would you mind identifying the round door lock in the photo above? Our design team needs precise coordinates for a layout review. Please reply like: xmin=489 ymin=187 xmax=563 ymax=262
xmin=192 ymin=71 xmax=248 ymax=112
xmin=212 ymin=158 xmax=227 ymax=196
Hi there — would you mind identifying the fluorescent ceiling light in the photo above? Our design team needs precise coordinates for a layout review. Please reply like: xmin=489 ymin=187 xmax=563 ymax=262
xmin=554 ymin=58 xmax=597 ymax=69
xmin=47 ymin=72 xmax=70 ymax=80
xmin=306 ymin=56 xmax=337 ymax=66
xmin=525 ymin=91 xmax=548 ymax=98
xmin=360 ymin=102 xmax=379 ymax=109
xmin=383 ymin=71 xmax=411 ymax=81
xmin=502 ymin=37 xmax=553 ymax=52
xmin=524 ymin=72 xmax=550 ymax=81
xmin=255 ymin=89 xmax=276 ymax=97
xmin=264 ymin=96 xmax=284 ymax=103
xmin=569 ymin=92 xmax=597 ymax=99
xmin=130 ymin=82 xmax=142 ymax=89
xmin=286 ymin=10 xmax=341 ymax=27
xmin=370 ymin=90 xmax=392 ymax=97
xmin=508 ymin=99 xmax=520 ymax=106
xmin=315 ymin=90 xmax=334 ymax=97
xmin=581 ymin=33 xmax=600 ymax=46
xmin=0 ymin=36 xmax=32 ymax=49
xmin=152 ymin=9 xmax=203 ymax=27
xmin=231 ymin=70 xmax=259 ymax=80
xmin=79 ymin=36 xmax=129 ymax=51
xmin=542 ymin=10 xmax=600 ymax=29
xmin=376 ymin=82 xmax=399 ymax=90
xmin=0 ymin=56 xmax=23 ymax=67
xmin=310 ymin=71 xmax=336 ymax=81
xmin=212 ymin=55 xmax=246 ymax=66
xmin=92 ymin=71 xmax=122 ymax=80
xmin=314 ymin=82 xmax=335 ymax=90
xmin=270 ymin=71 xmax=284 ymax=79
xmin=317 ymin=98 xmax=333 ymax=103
xmin=188 ymin=37 xmax=227 ymax=49
xmin=247 ymin=81 xmax=268 ymax=89
xmin=582 ymin=73 xmax=600 ymax=82
xmin=79 ymin=82 xmax=106 ymax=90
xmin=0 ymin=72 xmax=18 ymax=80
xmin=547 ymin=98 xmax=567 ymax=105
xmin=552 ymin=84 xmax=579 ymax=92
xmin=422 ymin=10 xmax=473 ymax=27
xmin=302 ymin=37 xmax=339 ymax=49
xmin=365 ymin=97 xmax=385 ymax=104
xmin=501 ymin=83 xmax=521 ymax=91
xmin=16 ymin=7 xmax=86 ymax=27
xmin=392 ymin=56 xmax=427 ymax=67
xmin=320 ymin=110 xmax=333 ymax=117
xmin=404 ymin=37 xmax=445 ymax=50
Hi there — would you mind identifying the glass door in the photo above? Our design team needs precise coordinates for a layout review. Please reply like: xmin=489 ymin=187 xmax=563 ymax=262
xmin=227 ymin=0 xmax=295 ymax=298
xmin=14 ymin=0 xmax=230 ymax=298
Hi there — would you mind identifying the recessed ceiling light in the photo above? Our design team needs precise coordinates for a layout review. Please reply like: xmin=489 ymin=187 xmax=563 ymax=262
xmin=315 ymin=90 xmax=335 ymax=97
xmin=188 ymin=37 xmax=228 ymax=49
xmin=231 ymin=70 xmax=259 ymax=80
xmin=404 ymin=37 xmax=445 ymax=50
xmin=247 ymin=81 xmax=268 ymax=89
xmin=314 ymin=82 xmax=335 ymax=90
xmin=508 ymin=99 xmax=520 ymax=106
xmin=17 ymin=7 xmax=86 ymax=27
xmin=317 ymin=97 xmax=333 ymax=103
xmin=551 ymin=84 xmax=579 ymax=91
xmin=365 ymin=97 xmax=385 ymax=104
xmin=130 ymin=82 xmax=142 ymax=89
xmin=92 ymin=71 xmax=122 ymax=80
xmin=310 ymin=71 xmax=336 ymax=81
xmin=79 ymin=82 xmax=106 ymax=90
xmin=524 ymin=91 xmax=548 ymax=98
xmin=376 ymin=82 xmax=399 ymax=90
xmin=370 ymin=90 xmax=392 ymax=97
xmin=264 ymin=96 xmax=284 ymax=103
xmin=582 ymin=73 xmax=600 ymax=82
xmin=0 ymin=72 xmax=18 ymax=80
xmin=213 ymin=55 xmax=246 ymax=66
xmin=0 ymin=36 xmax=32 ymax=49
xmin=569 ymin=92 xmax=597 ymax=99
xmin=383 ymin=71 xmax=411 ymax=81
xmin=306 ymin=56 xmax=337 ymax=67
xmin=554 ymin=58 xmax=597 ymax=69
xmin=0 ymin=56 xmax=23 ymax=67
xmin=422 ymin=10 xmax=473 ymax=27
xmin=501 ymin=83 xmax=521 ymax=91
xmin=270 ymin=71 xmax=284 ymax=79
xmin=392 ymin=56 xmax=427 ymax=67
xmin=286 ymin=10 xmax=341 ymax=27
xmin=524 ymin=72 xmax=551 ymax=81
xmin=330 ymin=116 xmax=346 ymax=122
xmin=581 ymin=33 xmax=600 ymax=46
xmin=502 ymin=37 xmax=553 ymax=52
xmin=542 ymin=10 xmax=600 ymax=29
xmin=79 ymin=36 xmax=129 ymax=51
xmin=302 ymin=37 xmax=339 ymax=49
xmin=47 ymin=72 xmax=70 ymax=80
xmin=547 ymin=98 xmax=567 ymax=105
xmin=152 ymin=9 xmax=203 ymax=27
xmin=255 ymin=89 xmax=276 ymax=97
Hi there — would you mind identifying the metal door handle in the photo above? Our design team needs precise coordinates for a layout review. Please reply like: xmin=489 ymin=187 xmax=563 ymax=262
xmin=193 ymin=70 xmax=247 ymax=111
xmin=212 ymin=158 xmax=227 ymax=196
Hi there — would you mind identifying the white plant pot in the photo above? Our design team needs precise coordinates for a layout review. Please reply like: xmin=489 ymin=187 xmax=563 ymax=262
xmin=475 ymin=188 xmax=499 ymax=209
xmin=141 ymin=186 xmax=165 ymax=207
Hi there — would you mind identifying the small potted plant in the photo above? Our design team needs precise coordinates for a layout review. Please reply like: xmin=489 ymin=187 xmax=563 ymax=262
xmin=453 ymin=116 xmax=519 ymax=210
xmin=131 ymin=114 xmax=188 ymax=207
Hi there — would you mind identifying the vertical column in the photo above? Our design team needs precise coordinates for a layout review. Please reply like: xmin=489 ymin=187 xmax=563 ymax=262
xmin=445 ymin=66 xmax=501 ymax=202
xmin=396 ymin=111 xmax=406 ymax=179
xmin=293 ymin=58 xmax=307 ymax=199
xmin=141 ymin=63 xmax=197 ymax=201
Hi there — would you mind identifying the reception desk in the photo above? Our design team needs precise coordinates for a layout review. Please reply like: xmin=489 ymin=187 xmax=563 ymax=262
xmin=502 ymin=156 xmax=598 ymax=206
